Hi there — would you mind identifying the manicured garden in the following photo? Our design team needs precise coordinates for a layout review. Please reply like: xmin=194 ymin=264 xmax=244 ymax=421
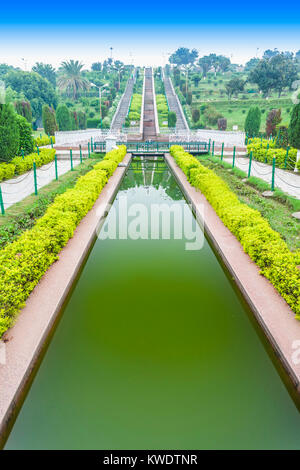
xmin=0 ymin=145 xmax=127 ymax=337
xmin=170 ymin=145 xmax=300 ymax=319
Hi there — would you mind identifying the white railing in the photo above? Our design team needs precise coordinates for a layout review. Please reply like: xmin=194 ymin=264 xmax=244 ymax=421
xmin=55 ymin=129 xmax=128 ymax=146
xmin=139 ymin=68 xmax=145 ymax=135
xmin=55 ymin=129 xmax=110 ymax=146
xmin=151 ymin=67 xmax=160 ymax=136
xmin=168 ymin=76 xmax=189 ymax=131
xmin=168 ymin=129 xmax=246 ymax=146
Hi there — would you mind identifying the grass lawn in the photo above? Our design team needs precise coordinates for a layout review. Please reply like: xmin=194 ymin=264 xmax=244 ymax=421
xmin=177 ymin=70 xmax=294 ymax=132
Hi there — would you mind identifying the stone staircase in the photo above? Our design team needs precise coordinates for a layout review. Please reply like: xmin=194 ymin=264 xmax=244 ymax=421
xmin=110 ymin=71 xmax=135 ymax=131
xmin=163 ymin=75 xmax=188 ymax=131
xmin=143 ymin=68 xmax=157 ymax=140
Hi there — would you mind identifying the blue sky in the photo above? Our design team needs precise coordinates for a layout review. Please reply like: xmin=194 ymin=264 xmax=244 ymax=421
xmin=1 ymin=0 xmax=300 ymax=68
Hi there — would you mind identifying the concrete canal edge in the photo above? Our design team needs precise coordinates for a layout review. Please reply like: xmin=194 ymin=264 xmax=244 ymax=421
xmin=165 ymin=153 xmax=300 ymax=393
xmin=0 ymin=154 xmax=132 ymax=448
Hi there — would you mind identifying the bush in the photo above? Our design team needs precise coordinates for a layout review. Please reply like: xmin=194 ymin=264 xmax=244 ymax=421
xmin=192 ymin=109 xmax=200 ymax=123
xmin=0 ymin=149 xmax=56 ymax=183
xmin=42 ymin=105 xmax=57 ymax=135
xmin=16 ymin=115 xmax=34 ymax=155
xmin=0 ymin=163 xmax=15 ymax=182
xmin=0 ymin=145 xmax=127 ymax=338
xmin=77 ymin=111 xmax=87 ymax=130
xmin=12 ymin=149 xmax=56 ymax=175
xmin=289 ymin=104 xmax=300 ymax=149
xmin=34 ymin=135 xmax=55 ymax=147
xmin=266 ymin=109 xmax=281 ymax=137
xmin=186 ymin=91 xmax=193 ymax=105
xmin=247 ymin=138 xmax=297 ymax=169
xmin=0 ymin=104 xmax=20 ymax=162
xmin=203 ymin=105 xmax=223 ymax=126
xmin=87 ymin=118 xmax=101 ymax=128
xmin=244 ymin=106 xmax=261 ymax=137
xmin=170 ymin=145 xmax=300 ymax=318
xmin=168 ymin=111 xmax=177 ymax=128
xmin=218 ymin=118 xmax=227 ymax=131
xmin=56 ymin=104 xmax=71 ymax=131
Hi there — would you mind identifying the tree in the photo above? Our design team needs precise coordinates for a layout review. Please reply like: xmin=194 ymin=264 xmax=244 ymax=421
xmin=191 ymin=74 xmax=201 ymax=87
xmin=0 ymin=104 xmax=19 ymax=161
xmin=216 ymin=56 xmax=231 ymax=73
xmin=169 ymin=48 xmax=198 ymax=66
xmin=244 ymin=58 xmax=260 ymax=72
xmin=16 ymin=114 xmax=34 ymax=155
xmin=266 ymin=109 xmax=281 ymax=137
xmin=57 ymin=60 xmax=90 ymax=100
xmin=168 ymin=111 xmax=177 ymax=128
xmin=42 ymin=105 xmax=57 ymax=135
xmin=249 ymin=54 xmax=298 ymax=97
xmin=263 ymin=49 xmax=279 ymax=59
xmin=5 ymin=70 xmax=57 ymax=120
xmin=225 ymin=78 xmax=245 ymax=99
xmin=91 ymin=62 xmax=102 ymax=72
xmin=14 ymin=100 xmax=32 ymax=123
xmin=198 ymin=54 xmax=231 ymax=77
xmin=198 ymin=56 xmax=212 ymax=78
xmin=113 ymin=60 xmax=124 ymax=90
xmin=56 ymin=104 xmax=71 ymax=131
xmin=288 ymin=104 xmax=300 ymax=148
xmin=32 ymin=63 xmax=56 ymax=88
xmin=192 ymin=109 xmax=200 ymax=123
xmin=244 ymin=106 xmax=261 ymax=136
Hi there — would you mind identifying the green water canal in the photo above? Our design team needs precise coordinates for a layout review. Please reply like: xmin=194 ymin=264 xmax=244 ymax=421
xmin=5 ymin=157 xmax=300 ymax=449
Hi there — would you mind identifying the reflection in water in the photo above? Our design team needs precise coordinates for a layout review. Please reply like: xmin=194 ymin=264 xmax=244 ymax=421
xmin=5 ymin=158 xmax=300 ymax=450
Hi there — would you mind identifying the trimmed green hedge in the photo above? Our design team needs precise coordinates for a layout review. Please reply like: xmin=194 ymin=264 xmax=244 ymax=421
xmin=170 ymin=145 xmax=300 ymax=318
xmin=0 ymin=145 xmax=127 ymax=337
xmin=128 ymin=94 xmax=142 ymax=121
xmin=247 ymin=138 xmax=297 ymax=169
xmin=0 ymin=149 xmax=56 ymax=183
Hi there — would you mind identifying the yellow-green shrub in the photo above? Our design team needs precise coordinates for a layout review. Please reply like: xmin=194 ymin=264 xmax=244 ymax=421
xmin=170 ymin=145 xmax=300 ymax=318
xmin=0 ymin=145 xmax=127 ymax=338
xmin=0 ymin=163 xmax=16 ymax=182
xmin=34 ymin=135 xmax=56 ymax=147
xmin=247 ymin=138 xmax=297 ymax=169
xmin=12 ymin=149 xmax=56 ymax=175
xmin=0 ymin=149 xmax=56 ymax=182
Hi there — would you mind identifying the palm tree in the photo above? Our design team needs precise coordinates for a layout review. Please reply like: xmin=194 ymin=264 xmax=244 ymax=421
xmin=57 ymin=60 xmax=89 ymax=100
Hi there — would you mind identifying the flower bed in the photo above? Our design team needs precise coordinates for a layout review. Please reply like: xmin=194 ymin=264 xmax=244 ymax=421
xmin=170 ymin=145 xmax=300 ymax=318
xmin=0 ymin=145 xmax=127 ymax=337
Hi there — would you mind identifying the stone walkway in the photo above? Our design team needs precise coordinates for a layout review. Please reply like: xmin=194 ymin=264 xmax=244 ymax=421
xmin=222 ymin=156 xmax=300 ymax=200
xmin=1 ymin=158 xmax=81 ymax=210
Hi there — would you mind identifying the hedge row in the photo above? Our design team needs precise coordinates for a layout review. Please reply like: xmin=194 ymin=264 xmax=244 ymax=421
xmin=0 ymin=149 xmax=56 ymax=183
xmin=128 ymin=94 xmax=142 ymax=121
xmin=34 ymin=135 xmax=56 ymax=147
xmin=170 ymin=145 xmax=300 ymax=318
xmin=247 ymin=138 xmax=297 ymax=169
xmin=0 ymin=145 xmax=127 ymax=337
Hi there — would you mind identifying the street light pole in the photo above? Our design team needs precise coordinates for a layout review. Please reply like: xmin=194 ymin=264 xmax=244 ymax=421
xmin=90 ymin=82 xmax=109 ymax=128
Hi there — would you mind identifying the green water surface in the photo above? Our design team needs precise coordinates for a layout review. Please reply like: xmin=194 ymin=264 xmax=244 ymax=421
xmin=5 ymin=158 xmax=300 ymax=449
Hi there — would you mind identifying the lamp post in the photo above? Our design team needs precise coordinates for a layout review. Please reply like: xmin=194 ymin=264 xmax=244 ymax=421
xmin=90 ymin=82 xmax=109 ymax=127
